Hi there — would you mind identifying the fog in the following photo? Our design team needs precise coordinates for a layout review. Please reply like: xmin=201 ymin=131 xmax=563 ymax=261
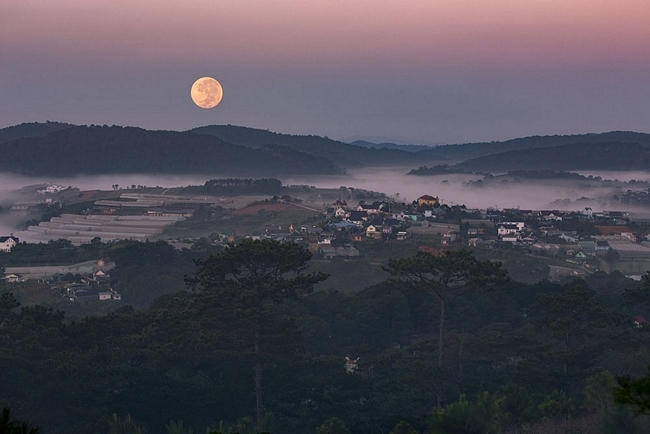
xmin=2 ymin=168 xmax=650 ymax=237
xmin=286 ymin=168 xmax=650 ymax=211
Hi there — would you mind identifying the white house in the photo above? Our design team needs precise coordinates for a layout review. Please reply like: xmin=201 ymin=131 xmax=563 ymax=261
xmin=0 ymin=236 xmax=18 ymax=252
xmin=497 ymin=224 xmax=520 ymax=236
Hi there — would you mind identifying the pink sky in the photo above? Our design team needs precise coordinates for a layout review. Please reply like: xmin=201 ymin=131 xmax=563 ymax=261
xmin=2 ymin=0 xmax=649 ymax=143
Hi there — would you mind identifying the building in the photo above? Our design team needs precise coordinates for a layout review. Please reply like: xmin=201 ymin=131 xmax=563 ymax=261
xmin=0 ymin=236 xmax=19 ymax=252
xmin=417 ymin=195 xmax=438 ymax=207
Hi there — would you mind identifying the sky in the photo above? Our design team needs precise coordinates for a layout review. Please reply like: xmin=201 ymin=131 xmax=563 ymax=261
xmin=2 ymin=0 xmax=649 ymax=144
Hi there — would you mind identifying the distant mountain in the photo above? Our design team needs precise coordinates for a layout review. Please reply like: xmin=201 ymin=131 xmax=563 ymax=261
xmin=0 ymin=121 xmax=74 ymax=144
xmin=415 ymin=131 xmax=650 ymax=162
xmin=4 ymin=123 xmax=650 ymax=177
xmin=348 ymin=140 xmax=434 ymax=153
xmin=0 ymin=125 xmax=344 ymax=177
xmin=455 ymin=141 xmax=650 ymax=173
xmin=189 ymin=125 xmax=437 ymax=167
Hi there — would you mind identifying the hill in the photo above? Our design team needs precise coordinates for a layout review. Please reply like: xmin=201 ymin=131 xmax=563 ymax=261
xmin=348 ymin=140 xmax=433 ymax=152
xmin=189 ymin=124 xmax=435 ymax=167
xmin=0 ymin=125 xmax=344 ymax=177
xmin=455 ymin=141 xmax=650 ymax=173
xmin=0 ymin=121 xmax=74 ymax=144
xmin=415 ymin=131 xmax=650 ymax=162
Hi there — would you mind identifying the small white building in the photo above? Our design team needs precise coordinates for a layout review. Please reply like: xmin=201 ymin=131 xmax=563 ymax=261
xmin=0 ymin=236 xmax=19 ymax=252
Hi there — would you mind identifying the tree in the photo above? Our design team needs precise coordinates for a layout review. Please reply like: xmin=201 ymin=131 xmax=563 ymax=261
xmin=186 ymin=239 xmax=327 ymax=427
xmin=0 ymin=264 xmax=5 ymax=291
xmin=614 ymin=365 xmax=650 ymax=416
xmin=384 ymin=249 xmax=508 ymax=408
xmin=0 ymin=408 xmax=41 ymax=434
xmin=108 ymin=414 xmax=148 ymax=434
xmin=623 ymin=271 xmax=650 ymax=306
xmin=316 ymin=417 xmax=351 ymax=434
xmin=166 ymin=420 xmax=193 ymax=434
xmin=0 ymin=292 xmax=19 ymax=326
xmin=389 ymin=421 xmax=419 ymax=434
xmin=533 ymin=281 xmax=618 ymax=377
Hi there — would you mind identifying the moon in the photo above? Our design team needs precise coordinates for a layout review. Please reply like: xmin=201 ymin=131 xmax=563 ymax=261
xmin=190 ymin=77 xmax=223 ymax=109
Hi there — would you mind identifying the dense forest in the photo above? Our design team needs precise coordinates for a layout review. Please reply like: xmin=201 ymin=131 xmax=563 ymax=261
xmin=2 ymin=239 xmax=650 ymax=433
xmin=3 ymin=123 xmax=650 ymax=178
xmin=0 ymin=126 xmax=343 ymax=177
xmin=454 ymin=142 xmax=650 ymax=173
xmin=414 ymin=131 xmax=650 ymax=162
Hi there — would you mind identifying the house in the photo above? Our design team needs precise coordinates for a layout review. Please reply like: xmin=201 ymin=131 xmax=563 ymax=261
xmin=621 ymin=232 xmax=637 ymax=242
xmin=396 ymin=231 xmax=409 ymax=241
xmin=0 ymin=236 xmax=19 ymax=252
xmin=558 ymin=233 xmax=579 ymax=244
xmin=596 ymin=240 xmax=611 ymax=251
xmin=348 ymin=210 xmax=368 ymax=224
xmin=320 ymin=247 xmax=337 ymax=260
xmin=574 ymin=251 xmax=587 ymax=263
xmin=335 ymin=208 xmax=347 ymax=218
xmin=501 ymin=234 xmax=518 ymax=243
xmin=331 ymin=221 xmax=360 ymax=231
xmin=467 ymin=228 xmax=478 ymax=236
xmin=540 ymin=211 xmax=563 ymax=221
xmin=300 ymin=225 xmax=323 ymax=236
xmin=5 ymin=274 xmax=22 ymax=284
xmin=333 ymin=199 xmax=348 ymax=210
xmin=578 ymin=240 xmax=596 ymax=253
xmin=441 ymin=233 xmax=457 ymax=245
xmin=417 ymin=195 xmax=438 ymax=207
xmin=95 ymin=257 xmax=115 ymax=268
xmin=366 ymin=225 xmax=378 ymax=238
xmin=497 ymin=224 xmax=520 ymax=236
xmin=356 ymin=203 xmax=381 ymax=215
xmin=384 ymin=218 xmax=401 ymax=228
xmin=634 ymin=316 xmax=647 ymax=329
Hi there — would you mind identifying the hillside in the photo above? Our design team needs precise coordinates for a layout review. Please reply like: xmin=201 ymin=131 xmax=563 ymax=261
xmin=416 ymin=131 xmax=650 ymax=162
xmin=348 ymin=140 xmax=433 ymax=152
xmin=455 ymin=141 xmax=650 ymax=172
xmin=0 ymin=121 xmax=74 ymax=144
xmin=4 ymin=123 xmax=650 ymax=177
xmin=0 ymin=125 xmax=344 ymax=177
xmin=190 ymin=124 xmax=435 ymax=167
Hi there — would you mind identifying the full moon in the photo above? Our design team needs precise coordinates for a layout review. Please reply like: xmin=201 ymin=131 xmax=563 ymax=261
xmin=190 ymin=77 xmax=223 ymax=109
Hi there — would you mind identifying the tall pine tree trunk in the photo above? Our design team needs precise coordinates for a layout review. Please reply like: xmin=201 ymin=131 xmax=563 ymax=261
xmin=254 ymin=320 xmax=263 ymax=427
xmin=437 ymin=296 xmax=446 ymax=409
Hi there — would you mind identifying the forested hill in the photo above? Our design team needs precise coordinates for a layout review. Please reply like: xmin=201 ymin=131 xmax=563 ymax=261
xmin=416 ymin=131 xmax=650 ymax=162
xmin=455 ymin=141 xmax=650 ymax=173
xmin=190 ymin=124 xmax=434 ymax=167
xmin=0 ymin=125 xmax=344 ymax=177
xmin=5 ymin=122 xmax=650 ymax=176
xmin=347 ymin=140 xmax=433 ymax=152
xmin=0 ymin=121 xmax=74 ymax=144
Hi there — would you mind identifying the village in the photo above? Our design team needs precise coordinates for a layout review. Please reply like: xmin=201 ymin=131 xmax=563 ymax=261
xmin=4 ymin=185 xmax=650 ymax=307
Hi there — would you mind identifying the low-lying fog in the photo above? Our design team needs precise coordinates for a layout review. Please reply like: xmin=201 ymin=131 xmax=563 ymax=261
xmin=287 ymin=168 xmax=650 ymax=211
xmin=2 ymin=168 xmax=650 ymax=235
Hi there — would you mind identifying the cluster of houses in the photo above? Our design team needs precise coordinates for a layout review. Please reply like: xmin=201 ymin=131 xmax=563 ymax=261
xmin=63 ymin=267 xmax=121 ymax=302
xmin=324 ymin=196 xmax=441 ymax=239
xmin=59 ymin=259 xmax=121 ymax=303
xmin=4 ymin=256 xmax=122 ymax=303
